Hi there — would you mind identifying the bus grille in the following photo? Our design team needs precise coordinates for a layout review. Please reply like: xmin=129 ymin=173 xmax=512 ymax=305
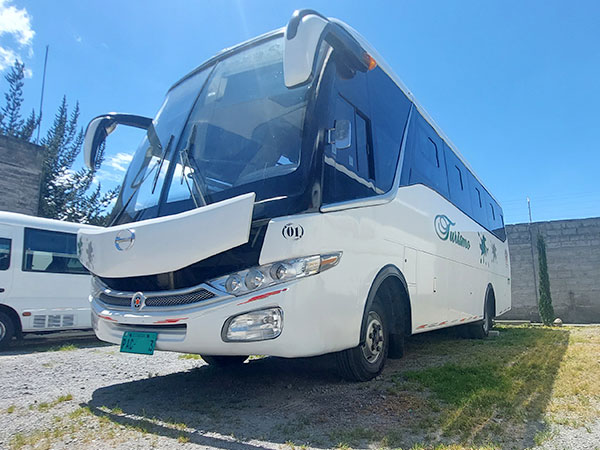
xmin=98 ymin=288 xmax=216 ymax=308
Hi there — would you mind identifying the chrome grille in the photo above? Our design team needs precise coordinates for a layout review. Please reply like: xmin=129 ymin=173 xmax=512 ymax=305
xmin=98 ymin=288 xmax=216 ymax=308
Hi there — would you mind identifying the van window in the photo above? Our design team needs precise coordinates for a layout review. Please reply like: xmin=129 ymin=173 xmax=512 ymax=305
xmin=0 ymin=238 xmax=10 ymax=270
xmin=23 ymin=228 xmax=88 ymax=275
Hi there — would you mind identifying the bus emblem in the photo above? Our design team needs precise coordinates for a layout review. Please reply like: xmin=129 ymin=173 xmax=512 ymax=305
xmin=115 ymin=229 xmax=135 ymax=251
xmin=131 ymin=292 xmax=145 ymax=310
xmin=282 ymin=223 xmax=304 ymax=240
xmin=434 ymin=215 xmax=454 ymax=241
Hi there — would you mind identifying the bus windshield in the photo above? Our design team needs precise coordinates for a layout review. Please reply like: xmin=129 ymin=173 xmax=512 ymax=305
xmin=111 ymin=36 xmax=310 ymax=225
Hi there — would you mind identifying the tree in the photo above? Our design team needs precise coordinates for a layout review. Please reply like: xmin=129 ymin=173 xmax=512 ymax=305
xmin=537 ymin=233 xmax=555 ymax=325
xmin=37 ymin=96 xmax=118 ymax=225
xmin=0 ymin=60 xmax=39 ymax=141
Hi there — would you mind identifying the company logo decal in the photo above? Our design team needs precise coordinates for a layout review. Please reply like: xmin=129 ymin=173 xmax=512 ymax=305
xmin=131 ymin=292 xmax=145 ymax=310
xmin=479 ymin=233 xmax=490 ymax=266
xmin=115 ymin=229 xmax=135 ymax=251
xmin=434 ymin=215 xmax=470 ymax=250
xmin=282 ymin=223 xmax=304 ymax=240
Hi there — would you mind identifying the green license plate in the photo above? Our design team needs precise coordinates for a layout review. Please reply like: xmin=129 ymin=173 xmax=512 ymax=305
xmin=120 ymin=331 xmax=157 ymax=355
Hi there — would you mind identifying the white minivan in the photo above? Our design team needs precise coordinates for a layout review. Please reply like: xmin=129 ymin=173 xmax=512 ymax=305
xmin=0 ymin=212 xmax=97 ymax=347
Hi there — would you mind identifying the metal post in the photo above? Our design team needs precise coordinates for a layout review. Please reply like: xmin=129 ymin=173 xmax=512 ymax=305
xmin=527 ymin=197 xmax=539 ymax=305
xmin=36 ymin=45 xmax=49 ymax=144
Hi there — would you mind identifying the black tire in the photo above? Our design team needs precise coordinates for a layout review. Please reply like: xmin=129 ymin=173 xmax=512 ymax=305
xmin=0 ymin=311 xmax=15 ymax=349
xmin=336 ymin=300 xmax=389 ymax=381
xmin=201 ymin=355 xmax=248 ymax=367
xmin=468 ymin=295 xmax=493 ymax=339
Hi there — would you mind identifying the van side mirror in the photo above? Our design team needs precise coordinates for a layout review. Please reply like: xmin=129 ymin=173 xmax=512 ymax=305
xmin=83 ymin=113 xmax=152 ymax=169
xmin=327 ymin=119 xmax=352 ymax=150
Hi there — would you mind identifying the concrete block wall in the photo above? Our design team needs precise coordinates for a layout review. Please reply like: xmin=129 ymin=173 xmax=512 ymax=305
xmin=0 ymin=135 xmax=44 ymax=216
xmin=504 ymin=217 xmax=600 ymax=323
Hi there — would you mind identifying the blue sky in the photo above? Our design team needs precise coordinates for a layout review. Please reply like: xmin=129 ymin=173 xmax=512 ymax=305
xmin=2 ymin=0 xmax=599 ymax=224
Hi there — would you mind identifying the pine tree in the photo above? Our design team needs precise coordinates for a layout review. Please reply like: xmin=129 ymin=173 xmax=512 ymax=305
xmin=537 ymin=233 xmax=555 ymax=325
xmin=0 ymin=60 xmax=39 ymax=140
xmin=38 ymin=96 xmax=118 ymax=224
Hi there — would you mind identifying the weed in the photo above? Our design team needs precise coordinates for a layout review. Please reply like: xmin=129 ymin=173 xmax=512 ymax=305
xmin=177 ymin=434 xmax=190 ymax=443
xmin=178 ymin=353 xmax=201 ymax=360
xmin=6 ymin=405 xmax=15 ymax=414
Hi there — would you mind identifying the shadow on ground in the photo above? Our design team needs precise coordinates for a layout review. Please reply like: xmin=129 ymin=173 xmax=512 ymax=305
xmin=85 ymin=326 xmax=571 ymax=449
xmin=2 ymin=332 xmax=109 ymax=356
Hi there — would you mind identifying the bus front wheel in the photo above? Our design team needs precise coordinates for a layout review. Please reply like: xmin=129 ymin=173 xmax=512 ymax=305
xmin=336 ymin=299 xmax=388 ymax=382
xmin=0 ymin=311 xmax=15 ymax=349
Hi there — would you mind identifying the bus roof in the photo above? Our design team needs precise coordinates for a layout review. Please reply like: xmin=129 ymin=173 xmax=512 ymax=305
xmin=0 ymin=212 xmax=99 ymax=232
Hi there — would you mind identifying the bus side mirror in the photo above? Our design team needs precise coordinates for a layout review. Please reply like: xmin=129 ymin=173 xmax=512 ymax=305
xmin=284 ymin=10 xmax=371 ymax=88
xmin=83 ymin=113 xmax=152 ymax=169
xmin=327 ymin=119 xmax=352 ymax=150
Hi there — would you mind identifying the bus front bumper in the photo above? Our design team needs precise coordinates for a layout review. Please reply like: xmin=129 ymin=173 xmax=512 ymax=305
xmin=90 ymin=275 xmax=359 ymax=358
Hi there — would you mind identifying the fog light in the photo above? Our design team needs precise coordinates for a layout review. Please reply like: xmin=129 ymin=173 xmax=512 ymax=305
xmin=223 ymin=307 xmax=283 ymax=342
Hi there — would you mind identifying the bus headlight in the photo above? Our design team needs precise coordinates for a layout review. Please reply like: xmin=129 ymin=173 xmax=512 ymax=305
xmin=208 ymin=252 xmax=341 ymax=296
xmin=223 ymin=307 xmax=283 ymax=341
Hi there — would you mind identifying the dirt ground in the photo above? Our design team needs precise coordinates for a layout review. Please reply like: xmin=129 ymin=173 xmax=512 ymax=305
xmin=0 ymin=326 xmax=598 ymax=450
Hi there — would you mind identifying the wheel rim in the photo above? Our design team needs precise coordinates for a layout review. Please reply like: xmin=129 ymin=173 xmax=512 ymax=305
xmin=361 ymin=311 xmax=384 ymax=364
xmin=0 ymin=321 xmax=5 ymax=341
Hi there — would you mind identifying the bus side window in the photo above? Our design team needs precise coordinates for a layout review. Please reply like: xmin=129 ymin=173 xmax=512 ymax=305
xmin=23 ymin=228 xmax=88 ymax=275
xmin=323 ymin=96 xmax=379 ymax=204
xmin=467 ymin=173 xmax=487 ymax=227
xmin=444 ymin=143 xmax=472 ymax=217
xmin=401 ymin=112 xmax=449 ymax=198
xmin=0 ymin=237 xmax=10 ymax=271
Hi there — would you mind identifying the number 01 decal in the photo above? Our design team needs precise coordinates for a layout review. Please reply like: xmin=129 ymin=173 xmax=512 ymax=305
xmin=282 ymin=223 xmax=304 ymax=240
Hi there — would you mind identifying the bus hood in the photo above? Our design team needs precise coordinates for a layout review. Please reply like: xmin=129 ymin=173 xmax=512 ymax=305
xmin=77 ymin=193 xmax=255 ymax=278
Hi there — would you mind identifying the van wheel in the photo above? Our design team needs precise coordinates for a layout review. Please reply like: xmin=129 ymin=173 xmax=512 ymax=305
xmin=469 ymin=296 xmax=493 ymax=339
xmin=0 ymin=312 xmax=15 ymax=349
xmin=336 ymin=300 xmax=388 ymax=381
xmin=201 ymin=355 xmax=248 ymax=367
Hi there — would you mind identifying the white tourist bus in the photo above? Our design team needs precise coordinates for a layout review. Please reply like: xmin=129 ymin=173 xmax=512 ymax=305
xmin=79 ymin=10 xmax=510 ymax=380
xmin=0 ymin=212 xmax=95 ymax=347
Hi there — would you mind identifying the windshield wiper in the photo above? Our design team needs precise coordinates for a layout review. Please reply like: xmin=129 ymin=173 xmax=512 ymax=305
xmin=109 ymin=127 xmax=173 ymax=226
xmin=178 ymin=123 xmax=207 ymax=208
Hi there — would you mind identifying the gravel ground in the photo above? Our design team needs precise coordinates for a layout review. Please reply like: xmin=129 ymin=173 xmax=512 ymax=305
xmin=0 ymin=330 xmax=598 ymax=450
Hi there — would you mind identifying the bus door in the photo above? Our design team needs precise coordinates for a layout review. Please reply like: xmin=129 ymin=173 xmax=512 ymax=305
xmin=0 ymin=223 xmax=15 ymax=301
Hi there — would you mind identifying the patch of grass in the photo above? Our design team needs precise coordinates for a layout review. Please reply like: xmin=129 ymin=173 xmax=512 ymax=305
xmin=533 ymin=428 xmax=555 ymax=446
xmin=46 ymin=343 xmax=79 ymax=352
xmin=35 ymin=393 xmax=74 ymax=411
xmin=388 ymin=325 xmax=600 ymax=446
xmin=177 ymin=434 xmax=190 ymax=443
xmin=6 ymin=405 xmax=15 ymax=413
xmin=330 ymin=426 xmax=376 ymax=446
xmin=178 ymin=353 xmax=201 ymax=360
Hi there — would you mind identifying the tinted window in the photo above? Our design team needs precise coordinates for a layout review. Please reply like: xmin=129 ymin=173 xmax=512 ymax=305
xmin=323 ymin=96 xmax=379 ymax=204
xmin=445 ymin=144 xmax=472 ymax=216
xmin=367 ymin=67 xmax=412 ymax=192
xmin=23 ymin=228 xmax=88 ymax=275
xmin=400 ymin=112 xmax=449 ymax=198
xmin=0 ymin=238 xmax=10 ymax=271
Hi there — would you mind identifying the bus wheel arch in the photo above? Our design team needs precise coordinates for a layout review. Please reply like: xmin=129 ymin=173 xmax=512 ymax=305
xmin=335 ymin=265 xmax=412 ymax=381
xmin=360 ymin=265 xmax=411 ymax=359
xmin=468 ymin=284 xmax=495 ymax=339
xmin=0 ymin=305 xmax=21 ymax=348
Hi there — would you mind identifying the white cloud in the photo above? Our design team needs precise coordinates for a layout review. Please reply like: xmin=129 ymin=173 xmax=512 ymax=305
xmin=107 ymin=152 xmax=133 ymax=172
xmin=0 ymin=0 xmax=34 ymax=71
